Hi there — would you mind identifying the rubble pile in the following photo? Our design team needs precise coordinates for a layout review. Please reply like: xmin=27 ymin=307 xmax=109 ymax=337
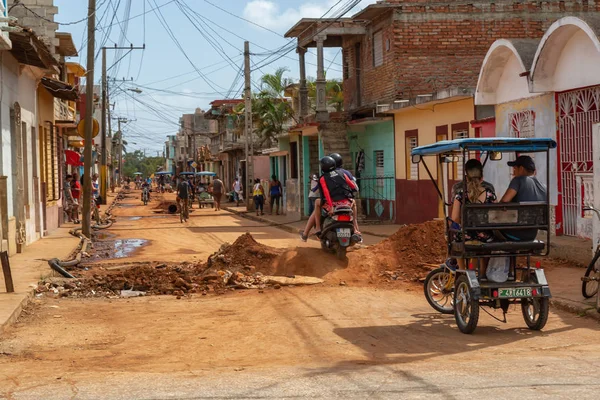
xmin=37 ymin=222 xmax=447 ymax=298
xmin=202 ymin=233 xmax=283 ymax=276
xmin=353 ymin=220 xmax=446 ymax=283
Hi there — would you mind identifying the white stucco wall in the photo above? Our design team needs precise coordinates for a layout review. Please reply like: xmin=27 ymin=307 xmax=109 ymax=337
xmin=0 ymin=54 xmax=44 ymax=251
xmin=484 ymin=94 xmax=558 ymax=206
xmin=553 ymin=30 xmax=600 ymax=92
xmin=495 ymin=54 xmax=532 ymax=104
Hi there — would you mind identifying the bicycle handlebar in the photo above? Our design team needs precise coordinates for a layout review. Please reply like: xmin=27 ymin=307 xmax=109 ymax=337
xmin=583 ymin=206 xmax=600 ymax=221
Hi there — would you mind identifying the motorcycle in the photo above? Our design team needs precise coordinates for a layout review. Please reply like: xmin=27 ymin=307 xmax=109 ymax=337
xmin=142 ymin=187 xmax=149 ymax=205
xmin=319 ymin=205 xmax=360 ymax=260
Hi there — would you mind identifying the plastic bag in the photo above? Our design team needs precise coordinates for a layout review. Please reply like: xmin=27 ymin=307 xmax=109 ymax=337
xmin=486 ymin=257 xmax=510 ymax=283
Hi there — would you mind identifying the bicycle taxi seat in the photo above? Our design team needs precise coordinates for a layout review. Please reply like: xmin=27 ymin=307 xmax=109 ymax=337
xmin=450 ymin=202 xmax=548 ymax=257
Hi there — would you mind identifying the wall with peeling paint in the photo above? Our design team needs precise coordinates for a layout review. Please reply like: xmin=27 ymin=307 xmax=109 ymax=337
xmin=490 ymin=94 xmax=557 ymax=208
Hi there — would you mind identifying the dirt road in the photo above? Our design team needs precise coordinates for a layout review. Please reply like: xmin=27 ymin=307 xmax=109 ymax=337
xmin=0 ymin=191 xmax=599 ymax=399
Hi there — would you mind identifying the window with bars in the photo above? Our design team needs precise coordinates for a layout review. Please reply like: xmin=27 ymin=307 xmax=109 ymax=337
xmin=374 ymin=150 xmax=384 ymax=187
xmin=43 ymin=126 xmax=58 ymax=201
xmin=405 ymin=136 xmax=418 ymax=180
xmin=453 ymin=128 xmax=469 ymax=180
xmin=508 ymin=110 xmax=536 ymax=174
xmin=373 ymin=30 xmax=383 ymax=67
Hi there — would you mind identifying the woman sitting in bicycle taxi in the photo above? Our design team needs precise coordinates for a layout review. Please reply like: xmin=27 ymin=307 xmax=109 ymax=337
xmin=450 ymin=159 xmax=496 ymax=242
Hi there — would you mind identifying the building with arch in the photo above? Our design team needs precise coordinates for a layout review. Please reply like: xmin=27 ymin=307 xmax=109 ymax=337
xmin=476 ymin=16 xmax=600 ymax=238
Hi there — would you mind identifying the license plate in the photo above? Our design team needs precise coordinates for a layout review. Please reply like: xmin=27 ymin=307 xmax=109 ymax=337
xmin=499 ymin=287 xmax=532 ymax=298
xmin=336 ymin=228 xmax=351 ymax=238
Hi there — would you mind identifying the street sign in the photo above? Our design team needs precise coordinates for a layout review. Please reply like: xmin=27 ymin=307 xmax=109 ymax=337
xmin=77 ymin=118 xmax=100 ymax=139
xmin=191 ymin=161 xmax=198 ymax=169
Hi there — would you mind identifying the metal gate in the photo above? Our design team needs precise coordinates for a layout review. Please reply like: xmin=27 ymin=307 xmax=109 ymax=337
xmin=558 ymin=87 xmax=600 ymax=236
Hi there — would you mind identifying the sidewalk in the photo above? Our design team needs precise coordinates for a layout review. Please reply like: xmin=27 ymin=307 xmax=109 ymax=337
xmin=0 ymin=225 xmax=80 ymax=331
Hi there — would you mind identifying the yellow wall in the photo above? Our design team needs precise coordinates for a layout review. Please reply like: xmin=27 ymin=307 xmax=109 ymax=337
xmin=393 ymin=97 xmax=475 ymax=180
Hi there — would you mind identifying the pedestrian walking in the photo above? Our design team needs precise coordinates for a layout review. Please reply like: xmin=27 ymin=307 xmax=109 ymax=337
xmin=269 ymin=175 xmax=282 ymax=215
xmin=253 ymin=178 xmax=265 ymax=216
xmin=91 ymin=173 xmax=99 ymax=200
xmin=212 ymin=175 xmax=224 ymax=211
xmin=70 ymin=173 xmax=81 ymax=224
xmin=232 ymin=177 xmax=244 ymax=207
xmin=64 ymin=174 xmax=75 ymax=223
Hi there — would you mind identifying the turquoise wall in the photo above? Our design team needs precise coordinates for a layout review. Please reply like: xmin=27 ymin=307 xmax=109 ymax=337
xmin=302 ymin=136 xmax=311 ymax=216
xmin=347 ymin=120 xmax=396 ymax=219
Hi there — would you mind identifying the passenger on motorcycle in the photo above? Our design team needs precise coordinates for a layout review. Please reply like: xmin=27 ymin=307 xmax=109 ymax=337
xmin=329 ymin=153 xmax=361 ymax=239
xmin=300 ymin=156 xmax=359 ymax=242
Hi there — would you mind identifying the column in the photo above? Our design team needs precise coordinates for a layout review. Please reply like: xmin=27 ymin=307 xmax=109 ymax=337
xmin=298 ymin=47 xmax=308 ymax=124
xmin=315 ymin=35 xmax=329 ymax=122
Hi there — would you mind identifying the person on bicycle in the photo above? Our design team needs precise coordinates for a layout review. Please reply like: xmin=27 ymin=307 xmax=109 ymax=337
xmin=141 ymin=179 xmax=151 ymax=201
xmin=177 ymin=176 xmax=190 ymax=204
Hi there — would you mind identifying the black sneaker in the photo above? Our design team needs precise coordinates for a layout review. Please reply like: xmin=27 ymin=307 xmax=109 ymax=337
xmin=351 ymin=233 xmax=363 ymax=243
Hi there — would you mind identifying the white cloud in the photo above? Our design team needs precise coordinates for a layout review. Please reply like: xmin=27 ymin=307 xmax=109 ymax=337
xmin=243 ymin=0 xmax=377 ymax=32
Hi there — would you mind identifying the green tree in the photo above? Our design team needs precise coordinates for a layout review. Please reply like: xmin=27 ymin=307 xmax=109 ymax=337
xmin=307 ymin=76 xmax=344 ymax=112
xmin=122 ymin=150 xmax=164 ymax=178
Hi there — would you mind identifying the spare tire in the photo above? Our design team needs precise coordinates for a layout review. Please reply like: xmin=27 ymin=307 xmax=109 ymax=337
xmin=168 ymin=204 xmax=178 ymax=214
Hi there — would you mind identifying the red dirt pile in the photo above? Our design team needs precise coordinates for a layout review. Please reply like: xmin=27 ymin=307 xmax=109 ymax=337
xmin=38 ymin=222 xmax=447 ymax=298
xmin=347 ymin=220 xmax=447 ymax=283
xmin=203 ymin=233 xmax=283 ymax=275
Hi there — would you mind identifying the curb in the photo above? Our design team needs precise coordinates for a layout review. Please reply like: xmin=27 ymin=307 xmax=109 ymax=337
xmin=1 ymin=291 xmax=35 ymax=333
xmin=550 ymin=297 xmax=600 ymax=322
xmin=222 ymin=206 xmax=300 ymax=235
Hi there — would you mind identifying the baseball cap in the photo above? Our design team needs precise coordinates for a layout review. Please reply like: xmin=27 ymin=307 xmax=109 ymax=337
xmin=507 ymin=155 xmax=536 ymax=171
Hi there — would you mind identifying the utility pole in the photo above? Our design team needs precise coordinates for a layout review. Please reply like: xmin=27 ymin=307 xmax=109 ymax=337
xmin=100 ymin=45 xmax=144 ymax=202
xmin=116 ymin=118 xmax=128 ymax=183
xmin=82 ymin=0 xmax=96 ymax=238
xmin=244 ymin=41 xmax=252 ymax=209
xmin=100 ymin=47 xmax=107 ymax=204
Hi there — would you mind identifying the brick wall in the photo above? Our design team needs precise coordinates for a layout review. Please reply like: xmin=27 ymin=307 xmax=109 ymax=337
xmin=8 ymin=0 xmax=59 ymax=54
xmin=342 ymin=0 xmax=600 ymax=113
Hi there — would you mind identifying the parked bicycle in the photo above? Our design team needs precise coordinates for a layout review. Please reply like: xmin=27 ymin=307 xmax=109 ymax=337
xmin=581 ymin=206 xmax=600 ymax=313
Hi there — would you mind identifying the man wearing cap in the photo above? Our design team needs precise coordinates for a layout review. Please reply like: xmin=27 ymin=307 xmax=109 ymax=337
xmin=499 ymin=155 xmax=547 ymax=241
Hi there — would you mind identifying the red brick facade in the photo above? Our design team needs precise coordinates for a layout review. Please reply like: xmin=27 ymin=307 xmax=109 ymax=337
xmin=342 ymin=0 xmax=600 ymax=113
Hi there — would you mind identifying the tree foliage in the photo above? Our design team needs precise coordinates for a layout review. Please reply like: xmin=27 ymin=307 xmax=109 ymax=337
xmin=234 ymin=67 xmax=295 ymax=146
xmin=122 ymin=150 xmax=164 ymax=178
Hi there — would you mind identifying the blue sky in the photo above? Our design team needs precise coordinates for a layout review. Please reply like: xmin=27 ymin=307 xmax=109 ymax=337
xmin=54 ymin=0 xmax=375 ymax=153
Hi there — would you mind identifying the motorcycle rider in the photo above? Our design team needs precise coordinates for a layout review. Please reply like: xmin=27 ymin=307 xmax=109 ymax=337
xmin=300 ymin=156 xmax=359 ymax=242
xmin=141 ymin=178 xmax=151 ymax=202
xmin=328 ymin=153 xmax=361 ymax=239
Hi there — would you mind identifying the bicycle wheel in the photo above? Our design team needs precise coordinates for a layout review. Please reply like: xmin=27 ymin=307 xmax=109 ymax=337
xmin=582 ymin=252 xmax=600 ymax=299
xmin=454 ymin=274 xmax=479 ymax=334
xmin=424 ymin=267 xmax=454 ymax=314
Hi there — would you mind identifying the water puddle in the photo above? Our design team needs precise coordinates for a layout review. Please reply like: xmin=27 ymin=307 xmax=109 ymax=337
xmin=89 ymin=238 xmax=149 ymax=260
xmin=128 ymin=216 xmax=142 ymax=221
xmin=114 ymin=239 xmax=148 ymax=258
xmin=119 ymin=204 xmax=136 ymax=208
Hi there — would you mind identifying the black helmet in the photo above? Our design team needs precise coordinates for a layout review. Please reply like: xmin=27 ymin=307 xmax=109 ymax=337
xmin=320 ymin=156 xmax=336 ymax=173
xmin=330 ymin=153 xmax=343 ymax=168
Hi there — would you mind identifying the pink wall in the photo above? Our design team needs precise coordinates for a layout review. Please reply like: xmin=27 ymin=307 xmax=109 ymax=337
xmin=253 ymin=156 xmax=271 ymax=181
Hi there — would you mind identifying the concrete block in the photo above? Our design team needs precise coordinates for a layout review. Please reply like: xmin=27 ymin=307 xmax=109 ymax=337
xmin=35 ymin=0 xmax=55 ymax=6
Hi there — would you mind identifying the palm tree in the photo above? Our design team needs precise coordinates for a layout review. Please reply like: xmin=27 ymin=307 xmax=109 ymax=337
xmin=260 ymin=67 xmax=292 ymax=99
xmin=307 ymin=76 xmax=344 ymax=112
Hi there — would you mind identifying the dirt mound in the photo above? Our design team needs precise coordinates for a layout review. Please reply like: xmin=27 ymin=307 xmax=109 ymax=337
xmin=40 ymin=222 xmax=447 ymax=298
xmin=203 ymin=233 xmax=284 ymax=275
xmin=374 ymin=220 xmax=446 ymax=267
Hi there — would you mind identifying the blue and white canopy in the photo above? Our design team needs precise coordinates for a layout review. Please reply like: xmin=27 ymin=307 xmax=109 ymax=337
xmin=411 ymin=137 xmax=557 ymax=156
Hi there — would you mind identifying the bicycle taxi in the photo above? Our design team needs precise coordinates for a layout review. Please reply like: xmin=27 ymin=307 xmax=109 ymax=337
xmin=411 ymin=137 xmax=556 ymax=334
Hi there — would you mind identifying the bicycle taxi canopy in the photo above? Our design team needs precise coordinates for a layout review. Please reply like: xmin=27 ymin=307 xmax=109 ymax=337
xmin=411 ymin=137 xmax=557 ymax=258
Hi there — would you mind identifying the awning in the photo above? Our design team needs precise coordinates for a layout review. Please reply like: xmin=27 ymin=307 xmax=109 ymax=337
xmin=65 ymin=149 xmax=83 ymax=166
xmin=9 ymin=28 xmax=57 ymax=70
xmin=41 ymin=77 xmax=79 ymax=101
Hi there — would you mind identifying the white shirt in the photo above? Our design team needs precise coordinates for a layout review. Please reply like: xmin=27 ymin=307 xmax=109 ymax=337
xmin=233 ymin=180 xmax=241 ymax=191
